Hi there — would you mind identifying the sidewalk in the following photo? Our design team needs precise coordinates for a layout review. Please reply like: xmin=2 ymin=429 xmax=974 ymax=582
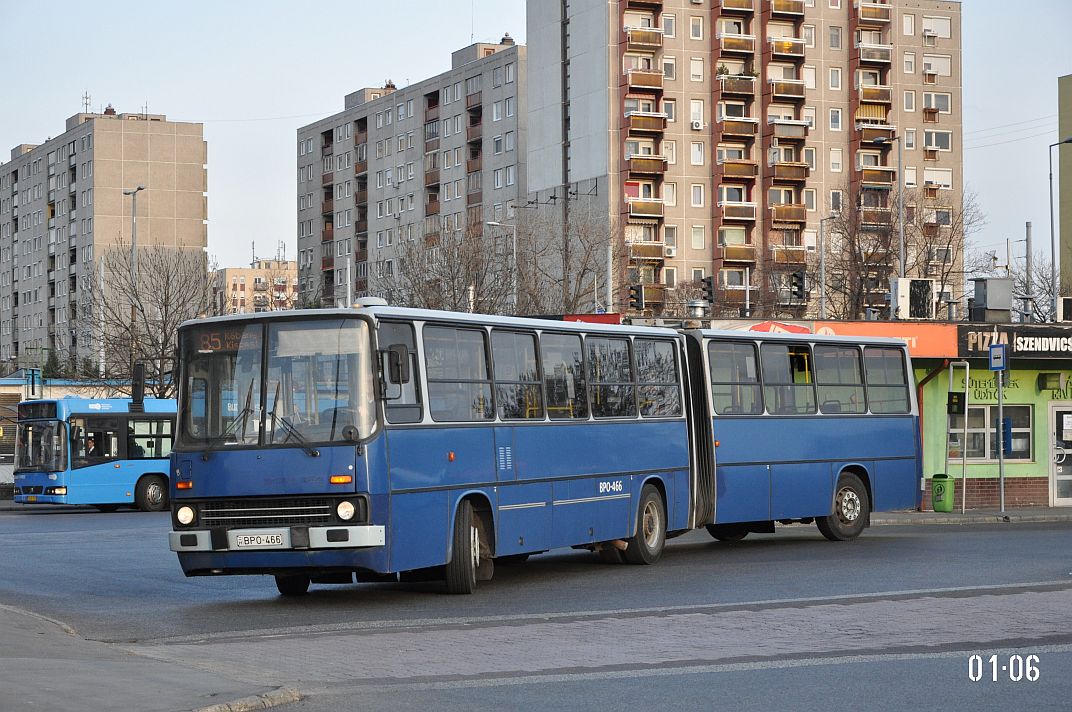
xmin=871 ymin=506 xmax=1072 ymax=526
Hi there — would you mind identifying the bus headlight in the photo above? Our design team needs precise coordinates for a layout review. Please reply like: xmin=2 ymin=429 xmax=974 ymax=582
xmin=176 ymin=506 xmax=196 ymax=525
xmin=337 ymin=500 xmax=356 ymax=521
xmin=45 ymin=486 xmax=67 ymax=495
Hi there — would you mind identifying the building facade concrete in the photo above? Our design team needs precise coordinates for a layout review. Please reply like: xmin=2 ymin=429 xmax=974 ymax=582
xmin=296 ymin=37 xmax=526 ymax=306
xmin=527 ymin=0 xmax=963 ymax=318
xmin=0 ymin=107 xmax=207 ymax=368
xmin=212 ymin=259 xmax=298 ymax=314
xmin=1059 ymin=73 xmax=1072 ymax=296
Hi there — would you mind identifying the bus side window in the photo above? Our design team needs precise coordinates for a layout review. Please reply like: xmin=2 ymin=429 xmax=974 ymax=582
xmin=864 ymin=347 xmax=910 ymax=413
xmin=709 ymin=341 xmax=762 ymax=415
xmin=541 ymin=333 xmax=588 ymax=420
xmin=761 ymin=343 xmax=816 ymax=415
xmin=379 ymin=321 xmax=423 ymax=424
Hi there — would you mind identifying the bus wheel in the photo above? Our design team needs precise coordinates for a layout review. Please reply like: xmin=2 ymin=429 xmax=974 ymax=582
xmin=275 ymin=574 xmax=310 ymax=597
xmin=445 ymin=500 xmax=481 ymax=594
xmin=705 ymin=524 xmax=748 ymax=542
xmin=624 ymin=484 xmax=666 ymax=565
xmin=817 ymin=473 xmax=869 ymax=542
xmin=135 ymin=475 xmax=168 ymax=512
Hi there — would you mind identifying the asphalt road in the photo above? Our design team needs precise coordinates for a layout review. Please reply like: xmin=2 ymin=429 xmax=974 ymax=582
xmin=1 ymin=505 xmax=1070 ymax=711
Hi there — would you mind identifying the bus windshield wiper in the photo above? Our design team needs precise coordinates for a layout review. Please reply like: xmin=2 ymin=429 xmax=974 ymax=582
xmin=205 ymin=406 xmax=255 ymax=448
xmin=271 ymin=414 xmax=320 ymax=457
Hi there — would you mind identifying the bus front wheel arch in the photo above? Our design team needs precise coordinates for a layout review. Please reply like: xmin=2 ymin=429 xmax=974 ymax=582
xmin=135 ymin=474 xmax=169 ymax=512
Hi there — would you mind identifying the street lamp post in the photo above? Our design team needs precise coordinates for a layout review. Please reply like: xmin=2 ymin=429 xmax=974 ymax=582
xmin=818 ymin=214 xmax=838 ymax=320
xmin=122 ymin=185 xmax=145 ymax=375
xmin=1049 ymin=138 xmax=1072 ymax=321
xmin=486 ymin=221 xmax=517 ymax=311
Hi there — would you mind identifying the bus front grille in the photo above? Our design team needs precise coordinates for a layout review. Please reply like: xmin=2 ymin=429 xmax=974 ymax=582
xmin=200 ymin=498 xmax=335 ymax=527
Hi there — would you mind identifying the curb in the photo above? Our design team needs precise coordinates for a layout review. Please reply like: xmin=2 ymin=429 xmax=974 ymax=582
xmin=872 ymin=514 xmax=1072 ymax=526
xmin=193 ymin=687 xmax=302 ymax=712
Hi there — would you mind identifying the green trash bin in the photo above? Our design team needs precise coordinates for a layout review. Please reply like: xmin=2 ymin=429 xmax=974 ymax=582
xmin=932 ymin=473 xmax=954 ymax=513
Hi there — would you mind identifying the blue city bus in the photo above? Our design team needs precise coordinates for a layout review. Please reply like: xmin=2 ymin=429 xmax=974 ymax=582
xmin=168 ymin=305 xmax=920 ymax=595
xmin=13 ymin=397 xmax=177 ymax=512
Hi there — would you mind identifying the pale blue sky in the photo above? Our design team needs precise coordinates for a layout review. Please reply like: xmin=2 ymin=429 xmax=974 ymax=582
xmin=0 ymin=0 xmax=1068 ymax=269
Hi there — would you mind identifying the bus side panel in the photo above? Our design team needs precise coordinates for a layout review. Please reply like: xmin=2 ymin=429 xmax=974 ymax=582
xmin=67 ymin=463 xmax=136 ymax=505
xmin=388 ymin=490 xmax=450 ymax=572
xmin=714 ymin=465 xmax=771 ymax=523
xmin=550 ymin=477 xmax=631 ymax=549
xmin=496 ymin=481 xmax=552 ymax=555
xmin=386 ymin=427 xmax=496 ymax=490
xmin=770 ymin=462 xmax=834 ymax=520
xmin=873 ymin=456 xmax=920 ymax=511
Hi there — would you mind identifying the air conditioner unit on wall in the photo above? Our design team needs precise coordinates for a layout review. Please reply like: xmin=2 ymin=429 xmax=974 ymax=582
xmin=690 ymin=120 xmax=704 ymax=130
xmin=664 ymin=246 xmax=676 ymax=257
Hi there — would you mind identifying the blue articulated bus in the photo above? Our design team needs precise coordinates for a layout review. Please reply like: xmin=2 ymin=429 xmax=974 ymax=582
xmin=13 ymin=396 xmax=177 ymax=512
xmin=168 ymin=304 xmax=920 ymax=595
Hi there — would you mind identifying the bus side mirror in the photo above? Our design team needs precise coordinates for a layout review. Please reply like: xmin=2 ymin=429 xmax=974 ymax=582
xmin=387 ymin=345 xmax=410 ymax=384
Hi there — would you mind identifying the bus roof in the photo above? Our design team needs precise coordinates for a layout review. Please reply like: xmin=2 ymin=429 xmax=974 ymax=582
xmin=180 ymin=306 xmax=681 ymax=338
xmin=19 ymin=397 xmax=176 ymax=417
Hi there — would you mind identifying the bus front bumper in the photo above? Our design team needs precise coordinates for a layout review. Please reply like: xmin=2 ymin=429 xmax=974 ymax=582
xmin=169 ymin=525 xmax=386 ymax=552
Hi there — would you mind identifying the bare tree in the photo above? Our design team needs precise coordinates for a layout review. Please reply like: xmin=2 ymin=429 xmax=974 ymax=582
xmin=84 ymin=241 xmax=213 ymax=397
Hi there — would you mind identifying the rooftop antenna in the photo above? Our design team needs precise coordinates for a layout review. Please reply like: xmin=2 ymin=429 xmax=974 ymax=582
xmin=470 ymin=0 xmax=474 ymax=42
xmin=252 ymin=240 xmax=256 ymax=266
xmin=81 ymin=91 xmax=91 ymax=113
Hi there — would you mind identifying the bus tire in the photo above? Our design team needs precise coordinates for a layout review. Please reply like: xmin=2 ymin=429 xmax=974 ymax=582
xmin=275 ymin=574 xmax=310 ymax=596
xmin=705 ymin=524 xmax=748 ymax=542
xmin=135 ymin=475 xmax=168 ymax=512
xmin=445 ymin=500 xmax=479 ymax=594
xmin=624 ymin=484 xmax=666 ymax=565
xmin=817 ymin=473 xmax=869 ymax=542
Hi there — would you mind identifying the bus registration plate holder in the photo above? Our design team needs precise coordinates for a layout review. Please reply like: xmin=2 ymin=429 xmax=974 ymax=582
xmin=232 ymin=530 xmax=288 ymax=550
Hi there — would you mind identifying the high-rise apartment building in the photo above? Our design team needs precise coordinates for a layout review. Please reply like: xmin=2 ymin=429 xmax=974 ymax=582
xmin=212 ymin=258 xmax=298 ymax=315
xmin=296 ymin=37 xmax=526 ymax=306
xmin=528 ymin=0 xmax=962 ymax=317
xmin=0 ymin=107 xmax=207 ymax=366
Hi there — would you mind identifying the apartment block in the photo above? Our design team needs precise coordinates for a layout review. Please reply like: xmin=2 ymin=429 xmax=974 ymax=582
xmin=296 ymin=37 xmax=526 ymax=306
xmin=527 ymin=0 xmax=962 ymax=317
xmin=212 ymin=258 xmax=298 ymax=314
xmin=0 ymin=106 xmax=207 ymax=366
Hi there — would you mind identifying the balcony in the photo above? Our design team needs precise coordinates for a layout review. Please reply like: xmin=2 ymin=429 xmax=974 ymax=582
xmin=769 ymin=78 xmax=806 ymax=100
xmin=769 ymin=161 xmax=810 ymax=181
xmin=355 ymin=189 xmax=368 ymax=204
xmin=626 ymin=111 xmax=668 ymax=133
xmin=322 ymin=197 xmax=334 ymax=214
xmin=627 ymin=154 xmax=669 ymax=175
xmin=356 ymin=219 xmax=368 ymax=234
xmin=322 ymin=256 xmax=334 ymax=271
xmin=467 ymin=156 xmax=483 ymax=173
xmin=720 ymin=201 xmax=758 ymax=221
xmin=856 ymin=43 xmax=893 ymax=64
xmin=626 ymin=197 xmax=665 ymax=218
xmin=426 ymin=199 xmax=441 ymax=216
xmin=923 ymin=106 xmax=940 ymax=123
xmin=467 ymin=190 xmax=482 ymax=206
xmin=718 ymin=75 xmax=756 ymax=96
xmin=718 ymin=33 xmax=756 ymax=54
xmin=769 ymin=37 xmax=805 ymax=58
xmin=857 ymin=123 xmax=896 ymax=143
xmin=321 ymin=143 xmax=333 ymax=157
xmin=425 ymin=106 xmax=439 ymax=122
xmin=354 ymin=158 xmax=367 ymax=175
xmin=859 ymin=84 xmax=892 ymax=104
xmin=771 ymin=245 xmax=807 ymax=264
xmin=767 ymin=118 xmax=810 ymax=141
xmin=720 ymin=244 xmax=756 ymax=262
xmin=321 ymin=225 xmax=334 ymax=243
xmin=720 ymin=0 xmax=754 ymax=12
xmin=466 ymin=91 xmax=482 ymax=110
xmin=770 ymin=203 xmax=807 ymax=223
xmin=720 ymin=117 xmax=760 ymax=137
xmin=856 ymin=1 xmax=892 ymax=23
xmin=629 ymin=242 xmax=667 ymax=261
xmin=771 ymin=0 xmax=805 ymax=15
xmin=425 ymin=168 xmax=440 ymax=187
xmin=466 ymin=122 xmax=483 ymax=142
xmin=719 ymin=158 xmax=758 ymax=178
xmin=322 ymin=172 xmax=333 ymax=186
xmin=626 ymin=26 xmax=664 ymax=50
xmin=859 ymin=165 xmax=896 ymax=186
xmin=861 ymin=206 xmax=892 ymax=225
xmin=625 ymin=68 xmax=664 ymax=91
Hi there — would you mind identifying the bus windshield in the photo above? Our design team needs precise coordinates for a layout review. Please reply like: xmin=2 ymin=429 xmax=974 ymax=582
xmin=177 ymin=317 xmax=376 ymax=449
xmin=15 ymin=420 xmax=67 ymax=473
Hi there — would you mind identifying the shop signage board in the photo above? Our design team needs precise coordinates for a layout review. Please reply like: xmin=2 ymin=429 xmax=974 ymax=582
xmin=959 ymin=325 xmax=1072 ymax=359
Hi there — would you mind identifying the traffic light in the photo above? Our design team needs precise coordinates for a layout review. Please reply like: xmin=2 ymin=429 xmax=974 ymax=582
xmin=628 ymin=284 xmax=645 ymax=311
xmin=701 ymin=276 xmax=715 ymax=303
xmin=790 ymin=271 xmax=806 ymax=300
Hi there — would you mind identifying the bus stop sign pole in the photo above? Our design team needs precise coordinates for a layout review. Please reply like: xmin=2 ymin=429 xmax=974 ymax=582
xmin=989 ymin=344 xmax=1008 ymax=513
xmin=946 ymin=362 xmax=970 ymax=514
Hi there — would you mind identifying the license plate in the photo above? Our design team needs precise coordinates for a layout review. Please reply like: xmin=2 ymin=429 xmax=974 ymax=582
xmin=234 ymin=533 xmax=285 ymax=549
xmin=27 ymin=496 xmax=37 ymax=502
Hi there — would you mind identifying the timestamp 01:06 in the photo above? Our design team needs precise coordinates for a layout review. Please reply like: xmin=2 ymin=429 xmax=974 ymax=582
xmin=968 ymin=654 xmax=1040 ymax=682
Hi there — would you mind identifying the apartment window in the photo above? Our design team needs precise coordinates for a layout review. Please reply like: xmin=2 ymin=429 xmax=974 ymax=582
xmin=664 ymin=268 xmax=677 ymax=288
xmin=505 ymin=97 xmax=515 ymax=117
xmin=691 ymin=184 xmax=705 ymax=207
xmin=905 ymin=129 xmax=917 ymax=150
xmin=904 ymin=167 xmax=918 ymax=188
xmin=803 ymin=147 xmax=816 ymax=170
xmin=829 ymin=108 xmax=842 ymax=131
xmin=493 ymin=67 xmax=503 ymax=87
xmin=691 ymin=225 xmax=705 ymax=250
xmin=660 ymin=56 xmax=677 ymax=79
xmin=493 ymin=135 xmax=503 ymax=154
xmin=506 ymin=63 xmax=515 ymax=83
xmin=924 ymin=130 xmax=953 ymax=151
xmin=829 ymin=67 xmax=842 ymax=90
xmin=693 ymin=269 xmax=706 ymax=283
xmin=505 ymin=165 xmax=516 ymax=186
xmin=904 ymin=91 xmax=916 ymax=112
xmin=719 ymin=226 xmax=747 ymax=246
xmin=830 ymin=149 xmax=843 ymax=172
xmin=493 ymin=102 xmax=503 ymax=121
xmin=924 ymin=92 xmax=953 ymax=112
xmin=904 ymin=52 xmax=915 ymax=74
xmin=505 ymin=131 xmax=515 ymax=152
xmin=829 ymin=0 xmax=841 ymax=7
xmin=664 ymin=183 xmax=677 ymax=206
xmin=663 ymin=14 xmax=676 ymax=37
xmin=903 ymin=14 xmax=915 ymax=36
xmin=690 ymin=16 xmax=703 ymax=40
xmin=690 ymin=142 xmax=704 ymax=165
xmin=664 ymin=140 xmax=676 ymax=164
xmin=690 ymin=58 xmax=704 ymax=82
xmin=663 ymin=99 xmax=676 ymax=121
xmin=803 ymin=189 xmax=816 ymax=212
xmin=802 ymin=106 xmax=816 ymax=128
xmin=923 ymin=54 xmax=952 ymax=76
xmin=830 ymin=190 xmax=843 ymax=213
xmin=494 ymin=169 xmax=503 ymax=189
xmin=922 ymin=16 xmax=952 ymax=38
xmin=803 ymin=25 xmax=815 ymax=48
xmin=803 ymin=66 xmax=816 ymax=90
xmin=690 ymin=100 xmax=704 ymax=123
xmin=829 ymin=26 xmax=842 ymax=50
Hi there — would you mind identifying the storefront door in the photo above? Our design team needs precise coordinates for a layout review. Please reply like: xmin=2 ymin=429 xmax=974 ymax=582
xmin=1049 ymin=404 xmax=1072 ymax=506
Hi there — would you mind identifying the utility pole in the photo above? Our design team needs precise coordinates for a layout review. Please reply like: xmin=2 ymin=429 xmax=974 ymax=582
xmin=1025 ymin=221 xmax=1033 ymax=322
